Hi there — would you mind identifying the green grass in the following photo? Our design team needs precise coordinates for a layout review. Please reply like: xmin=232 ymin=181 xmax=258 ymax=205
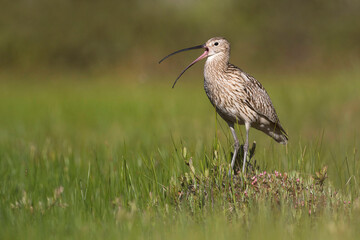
xmin=0 ymin=71 xmax=359 ymax=239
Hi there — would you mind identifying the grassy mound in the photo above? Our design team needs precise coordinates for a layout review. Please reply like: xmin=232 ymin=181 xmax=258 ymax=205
xmin=170 ymin=151 xmax=352 ymax=218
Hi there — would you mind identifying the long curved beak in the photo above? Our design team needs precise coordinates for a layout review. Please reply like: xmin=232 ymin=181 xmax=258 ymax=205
xmin=159 ymin=44 xmax=208 ymax=88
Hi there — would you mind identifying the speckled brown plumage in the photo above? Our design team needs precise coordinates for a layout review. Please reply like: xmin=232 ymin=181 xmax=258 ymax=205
xmin=160 ymin=36 xmax=288 ymax=175
xmin=204 ymin=50 xmax=288 ymax=143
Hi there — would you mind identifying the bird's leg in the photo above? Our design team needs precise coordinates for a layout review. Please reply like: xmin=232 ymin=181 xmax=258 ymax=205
xmin=228 ymin=123 xmax=240 ymax=177
xmin=242 ymin=122 xmax=250 ymax=173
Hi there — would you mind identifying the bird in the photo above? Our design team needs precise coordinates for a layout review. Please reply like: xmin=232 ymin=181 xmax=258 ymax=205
xmin=159 ymin=37 xmax=288 ymax=176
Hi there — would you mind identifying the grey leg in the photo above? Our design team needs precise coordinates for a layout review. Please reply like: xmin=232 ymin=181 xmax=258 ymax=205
xmin=242 ymin=122 xmax=250 ymax=173
xmin=228 ymin=123 xmax=240 ymax=177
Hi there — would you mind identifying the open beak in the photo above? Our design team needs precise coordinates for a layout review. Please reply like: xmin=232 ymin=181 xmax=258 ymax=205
xmin=159 ymin=44 xmax=208 ymax=88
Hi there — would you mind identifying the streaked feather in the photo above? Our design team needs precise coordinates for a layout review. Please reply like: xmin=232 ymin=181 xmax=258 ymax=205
xmin=203 ymin=42 xmax=288 ymax=144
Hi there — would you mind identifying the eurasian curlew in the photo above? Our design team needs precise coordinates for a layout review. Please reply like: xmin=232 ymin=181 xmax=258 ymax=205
xmin=159 ymin=37 xmax=288 ymax=176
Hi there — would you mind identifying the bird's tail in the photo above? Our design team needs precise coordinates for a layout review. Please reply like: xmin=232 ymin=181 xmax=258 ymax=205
xmin=270 ymin=123 xmax=288 ymax=144
xmin=272 ymin=129 xmax=288 ymax=144
xmin=256 ymin=122 xmax=288 ymax=144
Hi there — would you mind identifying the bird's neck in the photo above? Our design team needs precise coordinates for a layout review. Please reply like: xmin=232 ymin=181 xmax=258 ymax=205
xmin=204 ymin=53 xmax=229 ymax=79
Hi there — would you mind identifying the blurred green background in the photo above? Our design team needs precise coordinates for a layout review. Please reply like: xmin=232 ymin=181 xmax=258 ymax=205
xmin=1 ymin=1 xmax=360 ymax=239
xmin=1 ymin=0 xmax=359 ymax=75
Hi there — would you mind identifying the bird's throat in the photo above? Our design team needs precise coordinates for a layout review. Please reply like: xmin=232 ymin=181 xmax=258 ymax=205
xmin=205 ymin=54 xmax=229 ymax=76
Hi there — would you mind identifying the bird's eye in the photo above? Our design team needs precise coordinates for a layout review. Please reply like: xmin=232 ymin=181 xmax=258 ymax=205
xmin=214 ymin=42 xmax=219 ymax=46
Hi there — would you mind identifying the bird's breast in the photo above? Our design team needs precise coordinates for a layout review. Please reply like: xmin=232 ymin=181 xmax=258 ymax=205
xmin=203 ymin=65 xmax=257 ymax=124
xmin=203 ymin=74 xmax=240 ymax=123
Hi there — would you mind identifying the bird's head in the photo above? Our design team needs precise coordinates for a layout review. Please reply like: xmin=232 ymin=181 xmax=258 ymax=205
xmin=205 ymin=37 xmax=230 ymax=58
xmin=159 ymin=36 xmax=230 ymax=88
